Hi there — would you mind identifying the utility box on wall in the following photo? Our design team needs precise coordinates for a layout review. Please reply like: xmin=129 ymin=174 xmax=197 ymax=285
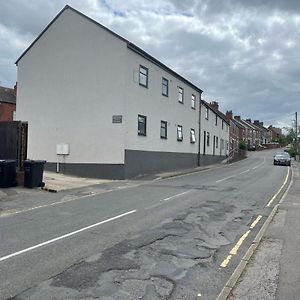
xmin=56 ymin=144 xmax=70 ymax=155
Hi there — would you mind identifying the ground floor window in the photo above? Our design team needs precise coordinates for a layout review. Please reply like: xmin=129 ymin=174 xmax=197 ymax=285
xmin=190 ymin=129 xmax=196 ymax=143
xmin=207 ymin=132 xmax=210 ymax=147
xmin=138 ymin=115 xmax=147 ymax=136
xmin=177 ymin=125 xmax=183 ymax=141
xmin=160 ymin=121 xmax=167 ymax=139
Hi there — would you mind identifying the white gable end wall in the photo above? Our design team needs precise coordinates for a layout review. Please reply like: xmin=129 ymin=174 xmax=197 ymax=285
xmin=17 ymin=8 xmax=127 ymax=166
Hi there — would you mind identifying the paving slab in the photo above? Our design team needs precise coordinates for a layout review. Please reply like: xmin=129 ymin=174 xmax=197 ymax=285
xmin=42 ymin=171 xmax=112 ymax=192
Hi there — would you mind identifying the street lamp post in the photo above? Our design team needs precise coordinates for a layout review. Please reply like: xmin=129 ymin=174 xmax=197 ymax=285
xmin=296 ymin=112 xmax=298 ymax=154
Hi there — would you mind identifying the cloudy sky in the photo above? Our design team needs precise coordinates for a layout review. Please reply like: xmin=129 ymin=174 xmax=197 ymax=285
xmin=1 ymin=0 xmax=300 ymax=128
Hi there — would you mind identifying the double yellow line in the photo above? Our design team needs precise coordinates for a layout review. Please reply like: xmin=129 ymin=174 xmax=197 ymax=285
xmin=220 ymin=167 xmax=290 ymax=268
xmin=220 ymin=215 xmax=262 ymax=268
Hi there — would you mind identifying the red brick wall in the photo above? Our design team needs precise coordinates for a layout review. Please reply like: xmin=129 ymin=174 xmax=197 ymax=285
xmin=0 ymin=103 xmax=16 ymax=121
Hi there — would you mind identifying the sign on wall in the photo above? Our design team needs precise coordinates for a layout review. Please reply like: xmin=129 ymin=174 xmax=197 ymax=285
xmin=112 ymin=115 xmax=123 ymax=123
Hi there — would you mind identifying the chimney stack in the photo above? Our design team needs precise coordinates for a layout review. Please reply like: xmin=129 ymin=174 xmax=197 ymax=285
xmin=226 ymin=110 xmax=233 ymax=120
xmin=12 ymin=82 xmax=17 ymax=97
xmin=210 ymin=101 xmax=219 ymax=111
xmin=234 ymin=115 xmax=241 ymax=121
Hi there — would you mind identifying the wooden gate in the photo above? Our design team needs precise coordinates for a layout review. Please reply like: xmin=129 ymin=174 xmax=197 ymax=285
xmin=0 ymin=121 xmax=28 ymax=169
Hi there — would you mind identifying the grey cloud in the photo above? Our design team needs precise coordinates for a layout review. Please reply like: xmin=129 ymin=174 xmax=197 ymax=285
xmin=0 ymin=0 xmax=300 ymax=127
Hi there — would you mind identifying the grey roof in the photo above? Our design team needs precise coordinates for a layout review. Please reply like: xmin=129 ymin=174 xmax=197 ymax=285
xmin=232 ymin=118 xmax=245 ymax=129
xmin=16 ymin=5 xmax=203 ymax=94
xmin=0 ymin=86 xmax=16 ymax=104
xmin=245 ymin=120 xmax=262 ymax=132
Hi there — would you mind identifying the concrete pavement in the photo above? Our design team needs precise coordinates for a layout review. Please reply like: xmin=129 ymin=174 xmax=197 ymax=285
xmin=227 ymin=161 xmax=300 ymax=299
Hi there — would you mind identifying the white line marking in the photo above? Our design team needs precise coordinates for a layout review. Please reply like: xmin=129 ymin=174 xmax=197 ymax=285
xmin=216 ymin=176 xmax=234 ymax=183
xmin=266 ymin=167 xmax=290 ymax=207
xmin=0 ymin=190 xmax=113 ymax=218
xmin=252 ymin=165 xmax=260 ymax=170
xmin=0 ymin=210 xmax=136 ymax=262
xmin=162 ymin=190 xmax=191 ymax=201
xmin=239 ymin=169 xmax=250 ymax=175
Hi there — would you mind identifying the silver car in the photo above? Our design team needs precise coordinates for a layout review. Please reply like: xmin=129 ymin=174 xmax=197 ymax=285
xmin=273 ymin=152 xmax=291 ymax=166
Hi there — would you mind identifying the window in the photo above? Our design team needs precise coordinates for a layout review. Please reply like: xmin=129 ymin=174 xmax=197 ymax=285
xmin=207 ymin=132 xmax=210 ymax=147
xmin=222 ymin=120 xmax=224 ymax=130
xmin=138 ymin=115 xmax=147 ymax=136
xmin=160 ymin=121 xmax=167 ymax=139
xmin=162 ymin=78 xmax=168 ymax=97
xmin=139 ymin=65 xmax=148 ymax=88
xmin=191 ymin=94 xmax=196 ymax=109
xmin=178 ymin=87 xmax=184 ymax=103
xmin=177 ymin=125 xmax=183 ymax=141
xmin=205 ymin=107 xmax=209 ymax=120
xmin=226 ymin=124 xmax=229 ymax=132
xmin=216 ymin=136 xmax=219 ymax=148
xmin=215 ymin=115 xmax=218 ymax=126
xmin=190 ymin=129 xmax=196 ymax=143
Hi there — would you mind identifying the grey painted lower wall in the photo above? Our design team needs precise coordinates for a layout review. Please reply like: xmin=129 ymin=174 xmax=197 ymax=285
xmin=199 ymin=154 xmax=226 ymax=166
xmin=124 ymin=149 xmax=198 ymax=178
xmin=45 ymin=162 xmax=124 ymax=180
xmin=45 ymin=152 xmax=227 ymax=180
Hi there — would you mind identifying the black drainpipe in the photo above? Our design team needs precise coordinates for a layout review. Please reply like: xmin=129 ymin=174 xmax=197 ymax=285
xmin=197 ymin=91 xmax=203 ymax=167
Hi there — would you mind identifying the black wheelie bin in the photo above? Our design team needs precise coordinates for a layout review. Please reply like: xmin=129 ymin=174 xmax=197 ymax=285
xmin=24 ymin=160 xmax=46 ymax=188
xmin=0 ymin=160 xmax=17 ymax=188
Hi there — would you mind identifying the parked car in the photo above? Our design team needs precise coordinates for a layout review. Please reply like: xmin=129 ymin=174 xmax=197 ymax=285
xmin=274 ymin=152 xmax=291 ymax=166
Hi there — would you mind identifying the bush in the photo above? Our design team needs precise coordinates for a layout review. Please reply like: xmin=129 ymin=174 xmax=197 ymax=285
xmin=288 ymin=148 xmax=298 ymax=157
xmin=239 ymin=141 xmax=247 ymax=150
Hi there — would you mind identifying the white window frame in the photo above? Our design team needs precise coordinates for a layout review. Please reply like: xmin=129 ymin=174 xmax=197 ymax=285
xmin=190 ymin=128 xmax=196 ymax=143
xmin=138 ymin=114 xmax=147 ymax=136
xmin=177 ymin=125 xmax=183 ymax=141
xmin=178 ymin=87 xmax=184 ymax=103
xmin=205 ymin=107 xmax=209 ymax=120
xmin=191 ymin=94 xmax=196 ymax=109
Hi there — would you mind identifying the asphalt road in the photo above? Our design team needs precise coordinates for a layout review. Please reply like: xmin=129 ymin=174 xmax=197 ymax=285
xmin=0 ymin=149 xmax=290 ymax=300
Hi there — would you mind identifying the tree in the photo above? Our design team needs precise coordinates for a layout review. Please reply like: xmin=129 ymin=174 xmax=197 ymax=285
xmin=283 ymin=121 xmax=300 ymax=154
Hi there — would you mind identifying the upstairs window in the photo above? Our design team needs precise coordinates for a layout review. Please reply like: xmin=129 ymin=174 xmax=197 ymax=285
xmin=162 ymin=78 xmax=168 ymax=97
xmin=177 ymin=125 xmax=183 ymax=141
xmin=178 ymin=87 xmax=184 ymax=103
xmin=139 ymin=65 xmax=148 ymax=88
xmin=160 ymin=121 xmax=167 ymax=139
xmin=215 ymin=115 xmax=218 ymax=126
xmin=190 ymin=129 xmax=196 ymax=143
xmin=138 ymin=115 xmax=147 ymax=136
xmin=191 ymin=94 xmax=196 ymax=109
xmin=205 ymin=107 xmax=209 ymax=120
xmin=222 ymin=120 xmax=224 ymax=130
